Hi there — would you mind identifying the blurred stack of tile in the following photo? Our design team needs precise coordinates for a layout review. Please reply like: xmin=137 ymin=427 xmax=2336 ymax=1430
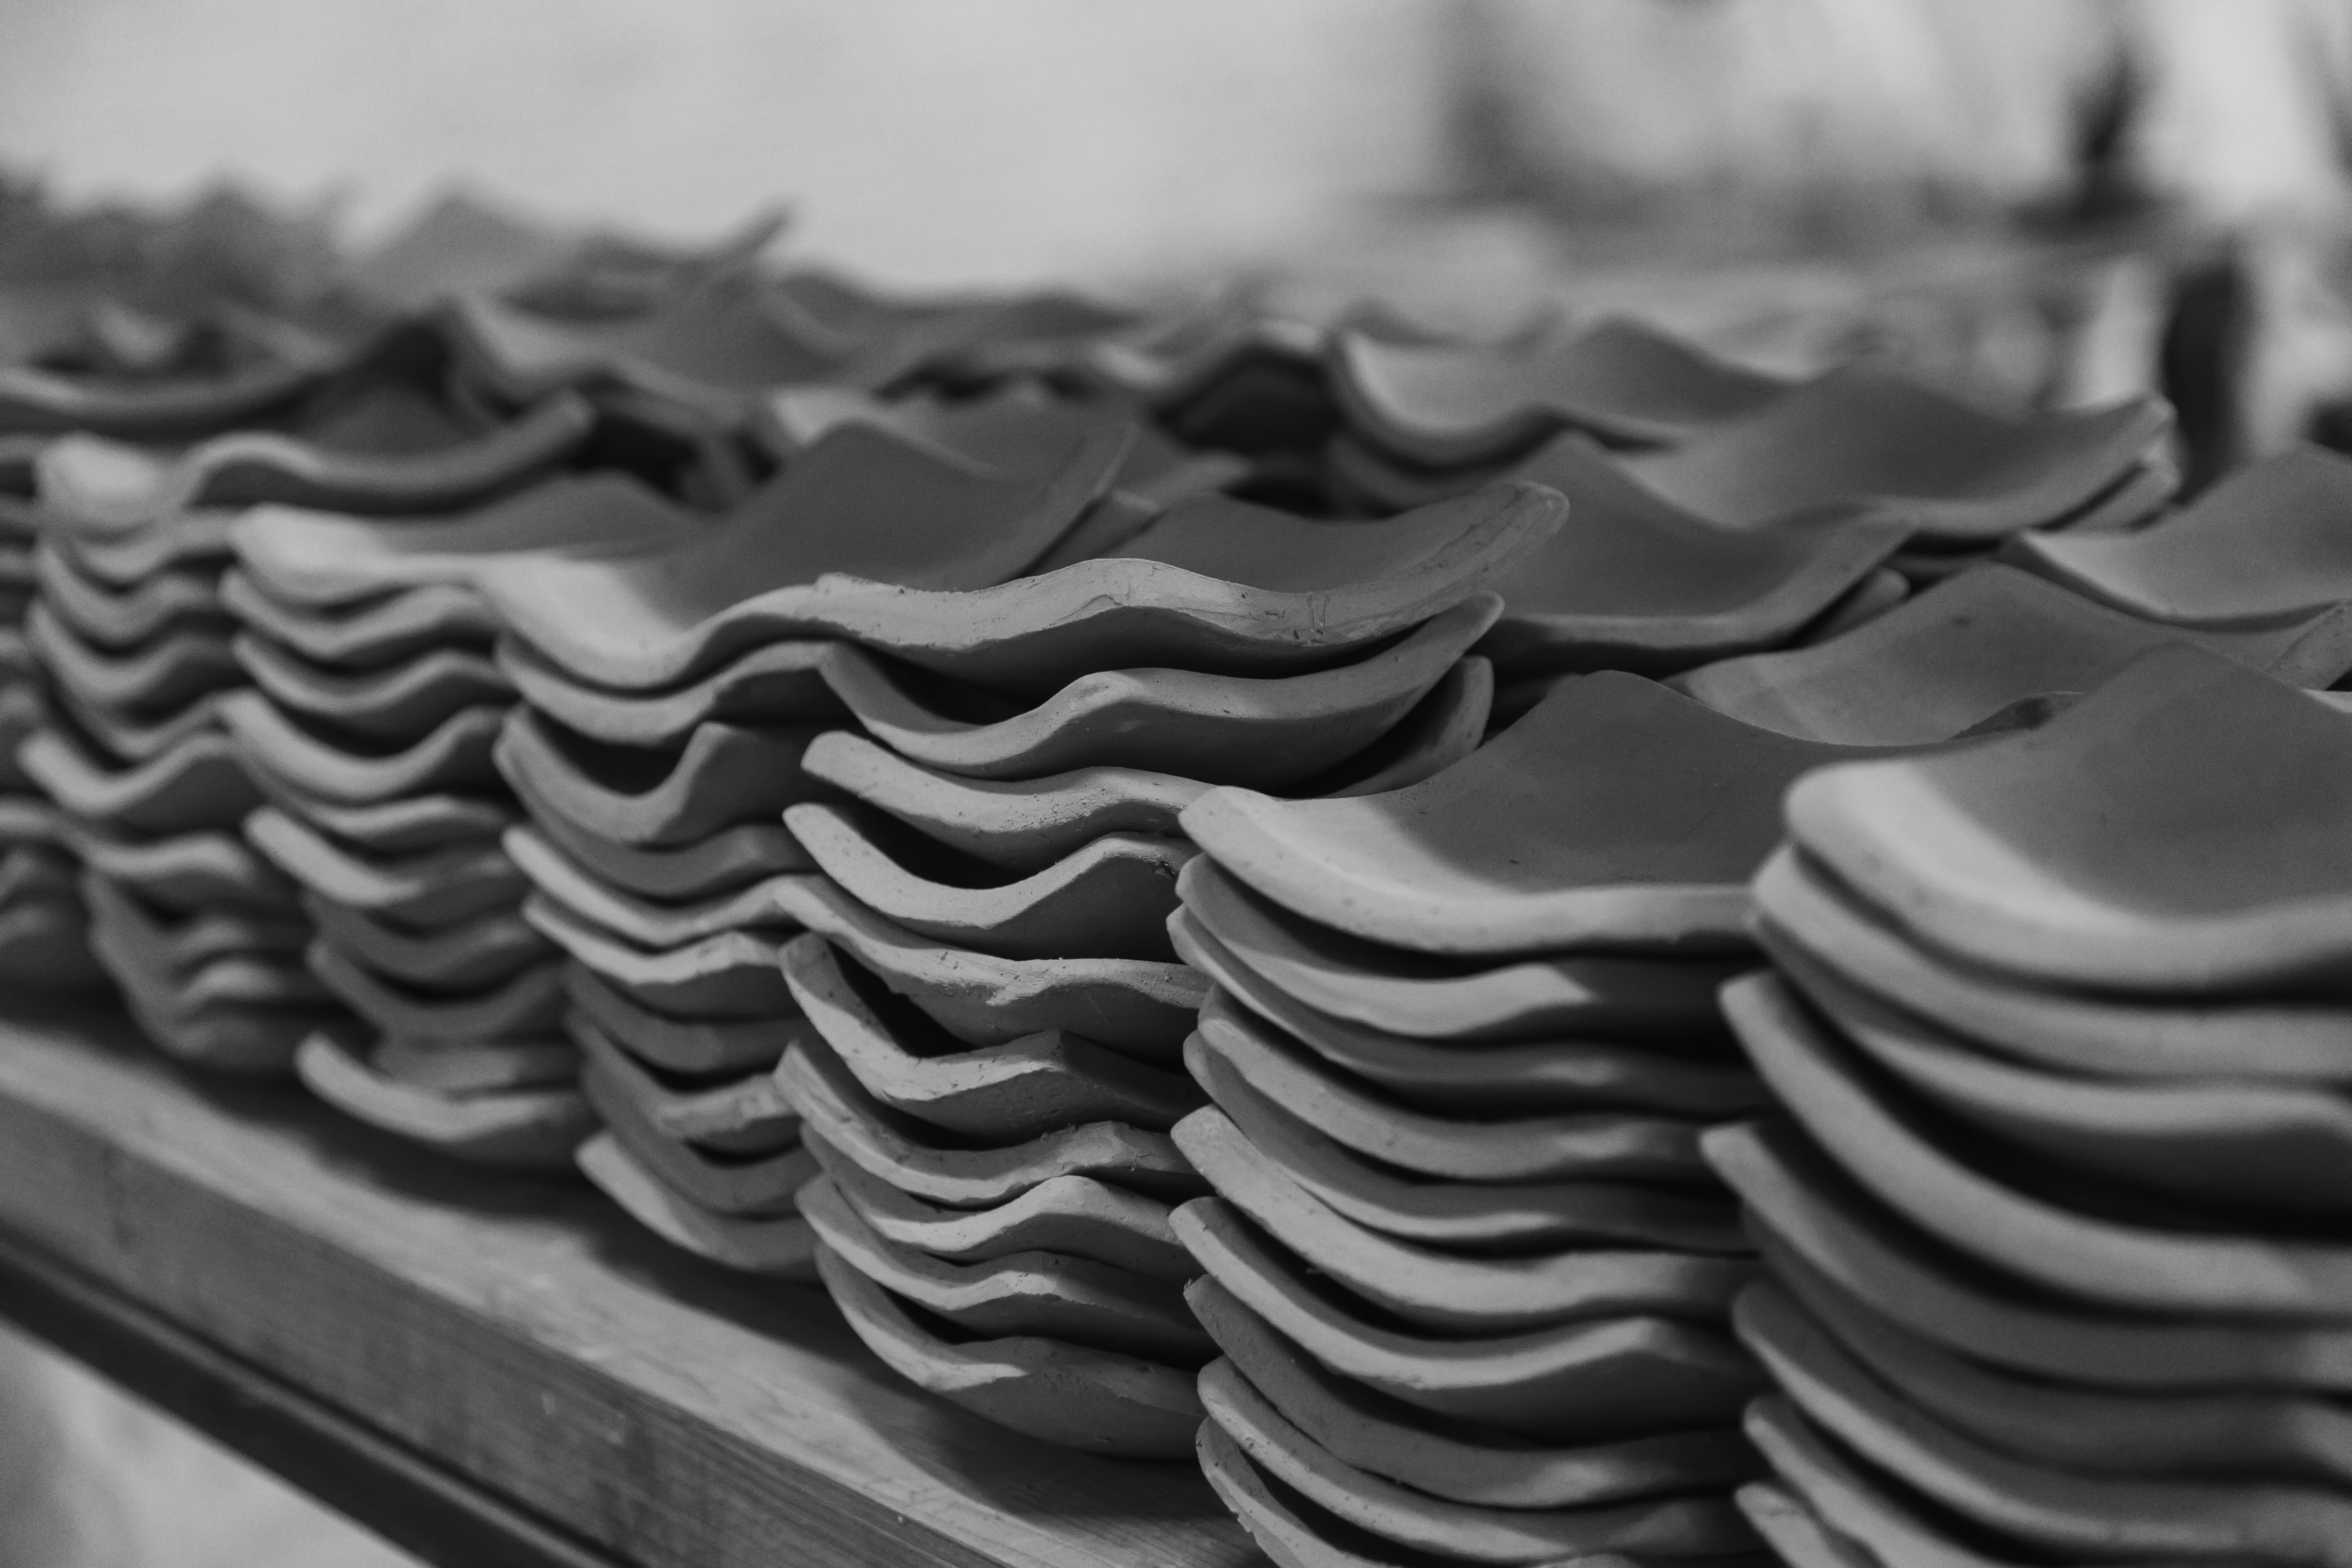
xmin=6 ymin=196 xmax=830 ymax=1069
xmin=974 ymin=303 xmax=1595 ymax=516
xmin=421 ymin=206 xmax=1181 ymax=522
xmin=0 ymin=294 xmax=342 ymax=445
xmin=342 ymin=193 xmax=791 ymax=321
xmin=1326 ymin=315 xmax=1794 ymax=512
xmin=947 ymin=301 xmax=1500 ymax=514
xmin=10 ymin=302 xmax=363 ymax=1049
xmin=762 ymin=474 xmax=1562 ymax=1456
xmin=750 ymin=377 xmax=1250 ymax=553
xmin=1160 ymin=666 xmax=1989 ymax=1565
xmin=205 ymin=202 xmax=1150 ymax=1163
xmin=0 ymin=795 xmax=99 ymax=994
xmin=2004 ymin=443 xmax=2352 ymax=632
xmin=438 ymin=279 xmax=830 ymax=510
xmin=1318 ymin=325 xmax=2178 ymax=727
xmin=1036 ymin=308 xmax=1341 ymax=507
xmin=1651 ymin=448 xmax=2352 ymax=752
xmin=1329 ymin=321 xmax=2168 ymax=528
xmin=1661 ymin=560 xmax=2352 ymax=748
xmin=481 ymin=403 xmax=1158 ymax=1266
xmin=1591 ymin=366 xmax=2173 ymax=589
xmin=1716 ymin=644 xmax=2352 ymax=1566
xmin=0 ymin=295 xmax=307 ymax=996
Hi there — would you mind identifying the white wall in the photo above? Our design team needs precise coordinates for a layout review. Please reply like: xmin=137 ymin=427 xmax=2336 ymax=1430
xmin=12 ymin=0 xmax=2352 ymax=299
xmin=0 ymin=1327 xmax=413 ymax=1568
xmin=1474 ymin=0 xmax=2110 ymax=216
xmin=0 ymin=0 xmax=1454 ymax=290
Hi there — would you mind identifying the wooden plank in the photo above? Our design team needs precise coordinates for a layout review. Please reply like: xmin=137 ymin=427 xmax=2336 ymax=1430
xmin=0 ymin=1232 xmax=627 ymax=1568
xmin=0 ymin=1007 xmax=1251 ymax=1568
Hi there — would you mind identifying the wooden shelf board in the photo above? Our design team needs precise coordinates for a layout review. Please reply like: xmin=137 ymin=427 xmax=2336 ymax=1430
xmin=0 ymin=1006 xmax=1251 ymax=1568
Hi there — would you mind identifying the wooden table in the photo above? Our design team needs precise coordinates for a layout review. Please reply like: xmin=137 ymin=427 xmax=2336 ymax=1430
xmin=0 ymin=1005 xmax=1253 ymax=1568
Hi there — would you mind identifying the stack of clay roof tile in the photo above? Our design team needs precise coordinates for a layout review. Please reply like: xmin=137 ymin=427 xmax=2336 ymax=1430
xmin=3 ymin=197 xmax=841 ymax=1077
xmin=1470 ymin=372 xmax=2176 ymax=725
xmin=1163 ymin=665 xmax=1954 ymax=1563
xmin=185 ymin=202 xmax=1150 ymax=1160
xmin=476 ymin=401 xmax=1182 ymax=1274
xmin=1720 ymin=643 xmax=2352 ymax=1566
xmin=224 ymin=458 xmax=688 ymax=1163
xmin=1328 ymin=322 xmax=2169 ymax=534
xmin=771 ymin=475 xmax=1560 ymax=1457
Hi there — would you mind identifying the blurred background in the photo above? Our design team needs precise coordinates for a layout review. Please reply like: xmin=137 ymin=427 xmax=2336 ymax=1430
xmin=10 ymin=0 xmax=2352 ymax=492
xmin=4 ymin=1 xmax=2351 ymax=1562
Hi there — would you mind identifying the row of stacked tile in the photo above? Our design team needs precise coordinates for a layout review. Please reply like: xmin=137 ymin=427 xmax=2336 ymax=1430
xmin=35 ymin=191 xmax=2352 ymax=1566
xmin=195 ymin=230 xmax=957 ymax=1156
xmin=0 ymin=203 xmax=1208 ymax=1147
xmin=1148 ymin=443 xmax=2352 ymax=1565
xmin=468 ymin=397 xmax=1554 ymax=1448
xmin=431 ymin=251 xmax=2352 ymax=1556
xmin=475 ymin=303 xmax=2200 ymax=1495
xmin=0 ymin=205 xmax=771 ymax=1051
